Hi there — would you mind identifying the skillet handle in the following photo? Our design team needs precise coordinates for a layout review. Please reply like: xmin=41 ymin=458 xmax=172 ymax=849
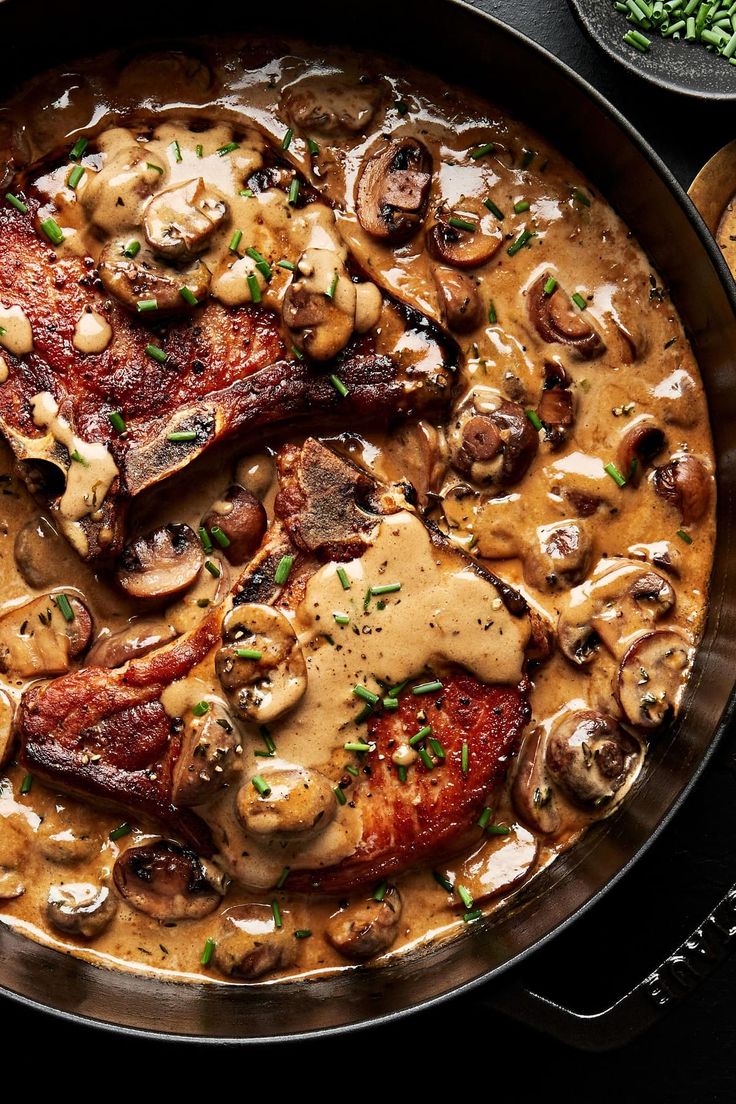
xmin=487 ymin=880 xmax=736 ymax=1051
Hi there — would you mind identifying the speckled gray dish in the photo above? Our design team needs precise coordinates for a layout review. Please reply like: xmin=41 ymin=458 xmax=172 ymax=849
xmin=569 ymin=0 xmax=736 ymax=99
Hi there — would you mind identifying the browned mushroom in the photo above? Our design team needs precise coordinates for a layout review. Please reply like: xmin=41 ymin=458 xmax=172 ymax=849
xmin=98 ymin=243 xmax=211 ymax=315
xmin=546 ymin=710 xmax=642 ymax=806
xmin=448 ymin=391 xmax=538 ymax=487
xmin=171 ymin=705 xmax=242 ymax=807
xmin=523 ymin=521 xmax=592 ymax=592
xmin=87 ymin=617 xmax=179 ymax=668
xmin=37 ymin=801 xmax=101 ymax=864
xmin=116 ymin=523 xmax=203 ymax=601
xmin=201 ymin=485 xmax=267 ymax=565
xmin=617 ymin=630 xmax=692 ymax=728
xmin=0 ymin=690 xmax=14 ymax=769
xmin=143 ymin=177 xmax=227 ymax=260
xmin=0 ymin=817 xmax=28 ymax=899
xmin=216 ymin=603 xmax=307 ymax=724
xmin=538 ymin=387 xmax=574 ymax=449
xmin=442 ymin=824 xmax=539 ymax=906
xmin=282 ymin=248 xmax=356 ymax=361
xmin=433 ymin=267 xmax=483 ymax=332
xmin=0 ymin=593 xmax=92 ymax=678
xmin=281 ymin=74 xmax=387 ymax=136
xmin=355 ymin=136 xmax=432 ymax=243
xmin=617 ymin=421 xmax=666 ymax=486
xmin=113 ymin=840 xmax=226 ymax=921
xmin=46 ymin=882 xmax=118 ymax=939
xmin=653 ymin=454 xmax=711 ymax=525
xmin=527 ymin=274 xmax=604 ymax=359
xmin=212 ymin=904 xmax=296 ymax=979
xmin=326 ymin=886 xmax=402 ymax=960
xmin=426 ymin=197 xmax=503 ymax=269
xmin=236 ymin=765 xmax=336 ymax=840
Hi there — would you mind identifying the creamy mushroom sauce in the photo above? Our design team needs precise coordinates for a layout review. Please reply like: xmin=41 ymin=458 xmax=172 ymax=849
xmin=0 ymin=38 xmax=715 ymax=984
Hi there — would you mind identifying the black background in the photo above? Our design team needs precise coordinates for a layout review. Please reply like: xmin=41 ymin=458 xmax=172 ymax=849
xmin=2 ymin=3 xmax=734 ymax=1095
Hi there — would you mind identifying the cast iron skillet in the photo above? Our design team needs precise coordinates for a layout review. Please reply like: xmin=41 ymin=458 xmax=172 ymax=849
xmin=0 ymin=0 xmax=735 ymax=1045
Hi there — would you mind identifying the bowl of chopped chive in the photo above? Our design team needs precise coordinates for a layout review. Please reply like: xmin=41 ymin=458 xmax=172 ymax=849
xmin=569 ymin=0 xmax=736 ymax=97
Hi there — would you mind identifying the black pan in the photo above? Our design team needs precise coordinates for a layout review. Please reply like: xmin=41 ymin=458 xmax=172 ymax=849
xmin=1 ymin=0 xmax=735 ymax=1045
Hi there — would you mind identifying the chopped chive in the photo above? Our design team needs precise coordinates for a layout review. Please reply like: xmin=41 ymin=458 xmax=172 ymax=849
xmin=353 ymin=685 xmax=380 ymax=706
xmin=195 ymin=143 xmax=204 ymax=158
xmin=571 ymin=292 xmax=587 ymax=310
xmin=307 ymin=138 xmax=320 ymax=155
xmin=170 ymin=139 xmax=182 ymax=163
xmin=291 ymin=344 xmax=304 ymax=360
xmin=326 ymin=271 xmax=339 ymax=300
xmin=288 ymin=178 xmax=300 ymax=205
xmin=253 ymin=749 xmax=273 ymax=758
xmin=623 ymin=28 xmax=652 ymax=50
xmin=373 ymin=880 xmax=388 ymax=902
xmin=109 ymin=822 xmax=132 ymax=841
xmin=410 ymin=724 xmax=433 ymax=747
xmin=192 ymin=700 xmax=210 ymax=717
xmin=605 ymin=461 xmax=627 ymax=488
xmin=275 ymin=554 xmax=294 ymax=586
xmin=345 ymin=764 xmax=359 ymax=777
xmin=483 ymin=197 xmax=505 ymax=220
xmin=461 ymin=742 xmax=469 ymax=775
xmin=108 ymin=411 xmax=126 ymax=434
xmin=526 ymin=409 xmax=543 ymax=431
xmin=245 ymin=247 xmax=272 ymax=280
xmin=676 ymin=528 xmax=693 ymax=544
xmin=470 ymin=142 xmax=495 ymax=159
xmin=478 ymin=807 xmax=492 ymax=829
xmin=397 ymin=764 xmax=408 ymax=783
xmin=573 ymin=188 xmax=591 ymax=207
xmin=433 ymin=870 xmax=453 ymax=893
xmin=40 ymin=217 xmax=64 ymax=246
xmin=123 ymin=239 xmax=140 ymax=258
xmin=388 ymin=680 xmax=408 ymax=698
xmin=200 ymin=937 xmax=216 ymax=966
xmin=272 ymin=900 xmax=284 ymax=929
xmin=146 ymin=162 xmax=163 ymax=174
xmin=448 ymin=216 xmax=476 ymax=233
xmin=196 ymin=598 xmax=210 ymax=608
xmin=334 ymin=785 xmax=347 ymax=806
xmin=513 ymin=199 xmax=530 ymax=213
xmin=204 ymin=559 xmax=221 ymax=578
xmin=336 ymin=566 xmax=350 ymax=590
xmin=198 ymin=526 xmax=213 ymax=552
xmin=278 ymin=259 xmax=297 ymax=271
xmin=252 ymin=774 xmax=272 ymax=796
xmin=330 ymin=374 xmax=349 ymax=398
xmin=68 ymin=164 xmax=85 ymax=190
xmin=210 ymin=525 xmax=231 ymax=548
xmin=229 ymin=229 xmax=243 ymax=253
xmin=239 ymin=188 xmax=254 ymax=197
xmin=281 ymin=127 xmax=294 ymax=150
xmin=344 ymin=740 xmax=372 ymax=752
xmin=486 ymin=824 xmax=512 ymax=836
xmin=145 ymin=344 xmax=167 ymax=363
xmin=247 ymin=273 xmax=262 ymax=303
xmin=294 ymin=929 xmax=313 ymax=939
xmin=20 ymin=773 xmax=33 ymax=795
xmin=464 ymin=909 xmax=483 ymax=923
xmin=488 ymin=301 xmax=497 ymax=325
xmin=418 ymin=746 xmax=434 ymax=770
xmin=69 ymin=137 xmax=88 ymax=161
xmin=167 ymin=430 xmax=197 ymax=442
xmin=235 ymin=648 xmax=263 ymax=660
xmin=261 ymin=727 xmax=276 ymax=755
xmin=354 ymin=702 xmax=375 ymax=724
xmin=276 ymin=866 xmax=290 ymax=889
xmin=70 ymin=449 xmax=89 ymax=466
xmin=429 ymin=737 xmax=446 ymax=760
xmin=457 ymin=884 xmax=474 ymax=909
xmin=6 ymin=192 xmax=28 ymax=214
xmin=179 ymin=286 xmax=199 ymax=307
xmin=217 ymin=141 xmax=240 ymax=156
xmin=55 ymin=593 xmax=74 ymax=622
xmin=543 ymin=275 xmax=557 ymax=295
xmin=370 ymin=582 xmax=401 ymax=596
xmin=412 ymin=680 xmax=443 ymax=695
xmin=507 ymin=228 xmax=534 ymax=256
xmin=334 ymin=612 xmax=350 ymax=625
xmin=383 ymin=696 xmax=399 ymax=710
xmin=136 ymin=298 xmax=158 ymax=312
xmin=521 ymin=148 xmax=536 ymax=168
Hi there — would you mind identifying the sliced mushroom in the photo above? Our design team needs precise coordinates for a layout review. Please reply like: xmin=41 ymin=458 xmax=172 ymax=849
xmin=202 ymin=485 xmax=267 ymax=566
xmin=37 ymin=802 xmax=101 ymax=864
xmin=537 ymin=387 xmax=574 ymax=449
xmin=511 ymin=726 xmax=560 ymax=834
xmin=546 ymin=710 xmax=642 ymax=806
xmin=172 ymin=706 xmax=242 ymax=806
xmin=326 ymin=886 xmax=402 ymax=960
xmin=283 ymin=248 xmax=356 ymax=361
xmin=113 ymin=839 xmax=226 ymax=921
xmin=443 ymin=825 xmax=539 ymax=906
xmin=653 ymin=455 xmax=711 ymax=525
xmin=0 ymin=593 xmax=92 ymax=678
xmin=143 ymin=177 xmax=227 ymax=260
xmin=0 ymin=690 xmax=14 ymax=770
xmin=527 ymin=274 xmax=604 ymax=359
xmin=427 ymin=197 xmax=503 ymax=269
xmin=558 ymin=561 xmax=675 ymax=666
xmin=433 ymin=267 xmax=483 ymax=332
xmin=617 ymin=421 xmax=666 ymax=486
xmin=234 ymin=453 xmax=275 ymax=501
xmin=80 ymin=141 xmax=165 ymax=235
xmin=617 ymin=630 xmax=692 ymax=728
xmin=355 ymin=136 xmax=432 ymax=243
xmin=236 ymin=765 xmax=336 ymax=840
xmin=216 ymin=603 xmax=307 ymax=724
xmin=98 ymin=242 xmax=211 ymax=314
xmin=116 ymin=524 xmax=203 ymax=601
xmin=87 ymin=617 xmax=179 ymax=668
xmin=46 ymin=882 xmax=117 ymax=939
xmin=281 ymin=75 xmax=386 ymax=136
xmin=212 ymin=904 xmax=296 ymax=979
xmin=523 ymin=521 xmax=592 ymax=593
xmin=13 ymin=514 xmax=73 ymax=589
xmin=448 ymin=389 xmax=538 ymax=488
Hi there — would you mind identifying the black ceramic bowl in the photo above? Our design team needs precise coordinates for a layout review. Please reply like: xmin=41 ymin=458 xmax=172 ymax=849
xmin=1 ymin=0 xmax=735 ymax=1044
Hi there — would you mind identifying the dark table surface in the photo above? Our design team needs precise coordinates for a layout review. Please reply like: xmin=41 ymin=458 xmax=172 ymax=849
xmin=3 ymin=3 xmax=735 ymax=1095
